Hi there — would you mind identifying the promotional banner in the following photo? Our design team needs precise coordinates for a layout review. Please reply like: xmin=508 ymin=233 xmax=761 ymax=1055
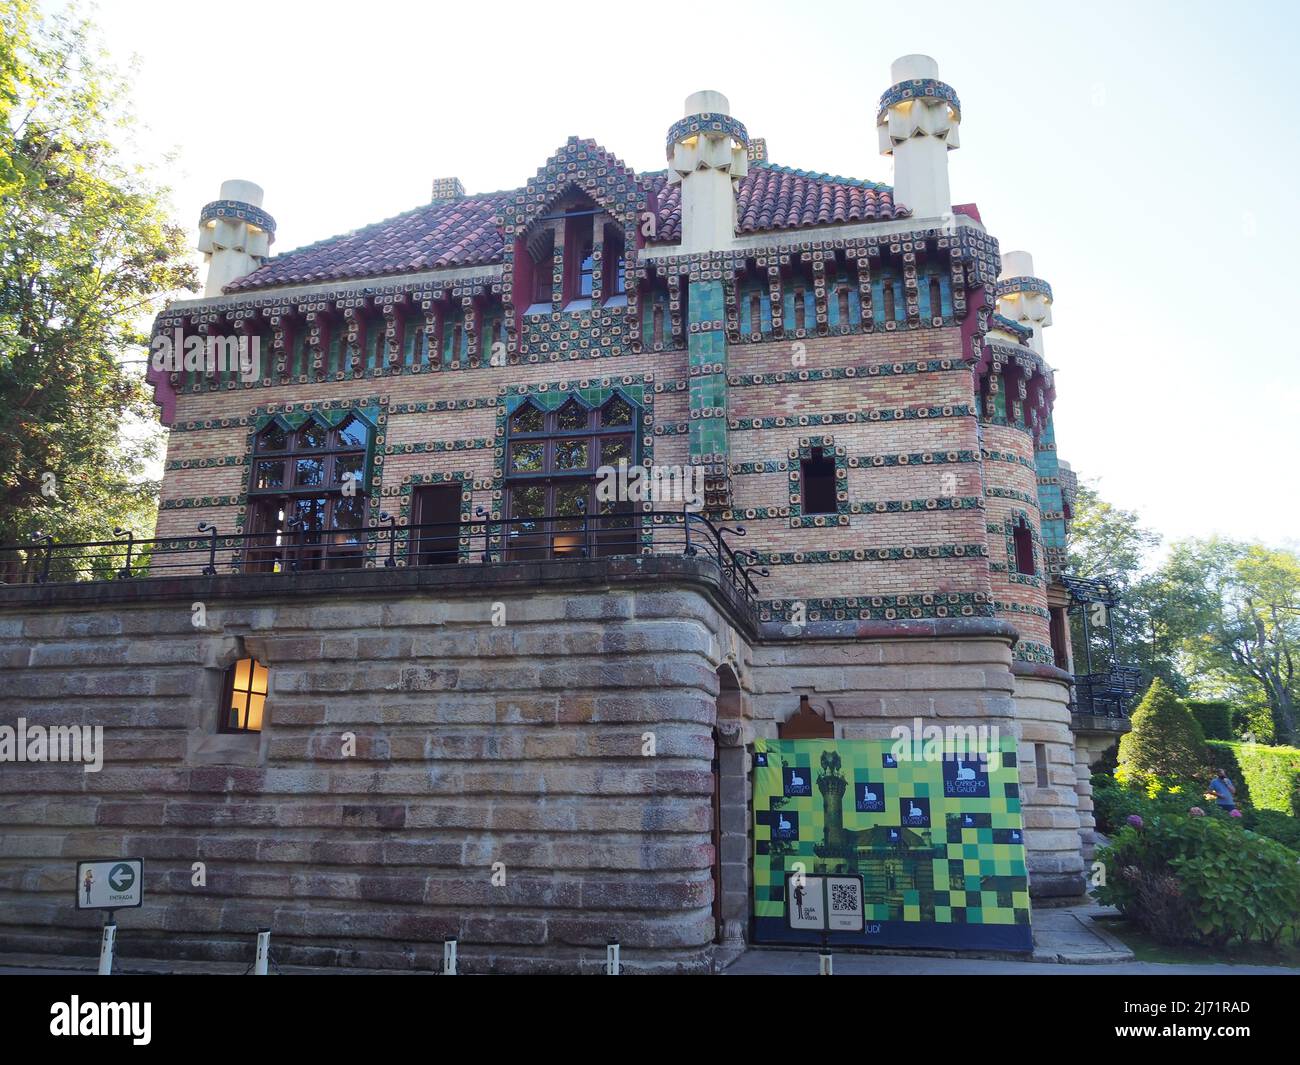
xmin=753 ymin=735 xmax=1033 ymax=951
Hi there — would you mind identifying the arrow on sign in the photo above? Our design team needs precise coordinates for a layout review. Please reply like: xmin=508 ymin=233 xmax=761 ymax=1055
xmin=108 ymin=863 xmax=135 ymax=892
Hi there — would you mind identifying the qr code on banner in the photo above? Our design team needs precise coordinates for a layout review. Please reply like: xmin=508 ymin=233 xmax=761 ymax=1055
xmin=830 ymin=882 xmax=858 ymax=912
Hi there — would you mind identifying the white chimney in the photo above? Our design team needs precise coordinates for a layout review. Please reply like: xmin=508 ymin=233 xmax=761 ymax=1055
xmin=877 ymin=55 xmax=961 ymax=221
xmin=666 ymin=91 xmax=749 ymax=253
xmin=197 ymin=179 xmax=276 ymax=297
xmin=996 ymin=250 xmax=1053 ymax=355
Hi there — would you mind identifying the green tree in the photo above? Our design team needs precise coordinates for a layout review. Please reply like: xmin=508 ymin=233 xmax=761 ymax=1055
xmin=1118 ymin=677 xmax=1209 ymax=786
xmin=1067 ymin=481 xmax=1161 ymax=581
xmin=0 ymin=0 xmax=195 ymax=560
xmin=1065 ymin=481 xmax=1181 ymax=689
xmin=1157 ymin=539 xmax=1299 ymax=745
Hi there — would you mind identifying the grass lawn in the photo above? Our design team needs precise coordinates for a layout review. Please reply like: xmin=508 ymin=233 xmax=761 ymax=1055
xmin=1093 ymin=915 xmax=1300 ymax=967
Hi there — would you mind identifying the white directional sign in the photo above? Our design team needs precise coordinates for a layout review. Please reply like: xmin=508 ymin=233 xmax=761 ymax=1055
xmin=785 ymin=873 xmax=864 ymax=933
xmin=76 ymin=859 xmax=143 ymax=910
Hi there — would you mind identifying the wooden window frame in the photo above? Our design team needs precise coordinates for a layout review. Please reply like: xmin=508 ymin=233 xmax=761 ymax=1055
xmin=246 ymin=415 xmax=371 ymax=571
xmin=504 ymin=397 xmax=637 ymax=559
xmin=220 ymin=656 xmax=269 ymax=733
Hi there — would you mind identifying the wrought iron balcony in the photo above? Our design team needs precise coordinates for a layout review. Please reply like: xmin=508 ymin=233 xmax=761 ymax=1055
xmin=1072 ymin=666 xmax=1142 ymax=719
xmin=0 ymin=509 xmax=769 ymax=608
xmin=1058 ymin=572 xmax=1141 ymax=722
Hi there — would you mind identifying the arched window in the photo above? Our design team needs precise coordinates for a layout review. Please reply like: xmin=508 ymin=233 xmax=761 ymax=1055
xmin=247 ymin=414 xmax=370 ymax=571
xmin=1012 ymin=516 xmax=1036 ymax=576
xmin=504 ymin=395 xmax=636 ymax=560
xmin=221 ymin=656 xmax=269 ymax=733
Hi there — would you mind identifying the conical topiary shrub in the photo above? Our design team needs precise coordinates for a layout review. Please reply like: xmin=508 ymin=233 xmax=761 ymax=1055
xmin=1118 ymin=678 xmax=1209 ymax=787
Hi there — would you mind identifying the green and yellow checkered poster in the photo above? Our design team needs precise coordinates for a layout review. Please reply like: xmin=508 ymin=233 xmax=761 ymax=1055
xmin=753 ymin=736 xmax=1032 ymax=951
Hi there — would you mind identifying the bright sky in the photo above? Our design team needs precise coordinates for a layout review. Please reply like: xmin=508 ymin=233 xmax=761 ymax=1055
xmin=81 ymin=0 xmax=1299 ymax=553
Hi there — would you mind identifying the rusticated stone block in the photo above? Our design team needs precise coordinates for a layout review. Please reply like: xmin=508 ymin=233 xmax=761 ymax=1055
xmin=460 ymin=915 xmax=549 ymax=946
xmin=341 ymin=804 xmax=406 ymax=830
xmin=397 ymin=666 xmax=460 ymax=692
xmin=96 ymin=802 xmax=166 ymax=826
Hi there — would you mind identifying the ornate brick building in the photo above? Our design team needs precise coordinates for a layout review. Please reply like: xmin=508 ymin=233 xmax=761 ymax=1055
xmin=0 ymin=54 xmax=1131 ymax=972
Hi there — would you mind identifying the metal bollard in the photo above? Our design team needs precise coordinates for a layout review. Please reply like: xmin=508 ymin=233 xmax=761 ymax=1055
xmin=818 ymin=951 xmax=833 ymax=976
xmin=605 ymin=939 xmax=620 ymax=975
xmin=253 ymin=929 xmax=271 ymax=975
xmin=98 ymin=920 xmax=116 ymax=976
xmin=442 ymin=938 xmax=457 ymax=975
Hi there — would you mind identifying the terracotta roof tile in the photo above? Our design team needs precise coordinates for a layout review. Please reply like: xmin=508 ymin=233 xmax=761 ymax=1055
xmin=226 ymin=192 xmax=514 ymax=293
xmin=227 ymin=163 xmax=906 ymax=293
xmin=644 ymin=164 xmax=906 ymax=244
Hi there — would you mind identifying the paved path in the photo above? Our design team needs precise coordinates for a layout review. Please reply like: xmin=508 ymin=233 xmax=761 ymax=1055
xmin=1031 ymin=901 xmax=1134 ymax=963
xmin=6 ymin=902 xmax=1299 ymax=975
xmin=727 ymin=902 xmax=1300 ymax=975
xmin=725 ymin=950 xmax=1300 ymax=975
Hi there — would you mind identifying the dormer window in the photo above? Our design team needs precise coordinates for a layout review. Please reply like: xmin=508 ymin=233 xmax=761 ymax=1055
xmin=578 ymin=243 xmax=595 ymax=298
xmin=603 ymin=227 xmax=627 ymax=303
xmin=520 ymin=194 xmax=623 ymax=312
xmin=533 ymin=249 xmax=553 ymax=304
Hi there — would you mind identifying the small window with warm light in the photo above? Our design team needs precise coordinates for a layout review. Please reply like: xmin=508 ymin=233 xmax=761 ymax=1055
xmin=222 ymin=656 xmax=268 ymax=733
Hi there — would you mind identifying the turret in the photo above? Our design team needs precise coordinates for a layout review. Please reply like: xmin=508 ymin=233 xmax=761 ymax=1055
xmin=666 ymin=91 xmax=749 ymax=253
xmin=197 ymin=179 xmax=275 ymax=297
xmin=877 ymin=55 xmax=961 ymax=220
xmin=996 ymin=251 xmax=1053 ymax=355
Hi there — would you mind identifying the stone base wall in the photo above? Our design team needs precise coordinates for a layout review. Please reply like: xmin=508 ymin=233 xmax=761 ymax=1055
xmin=1013 ymin=668 xmax=1085 ymax=898
xmin=1073 ymin=728 xmax=1128 ymax=865
xmin=748 ymin=622 xmax=1018 ymax=744
xmin=0 ymin=562 xmax=751 ymax=973
xmin=749 ymin=624 xmax=1082 ymax=895
xmin=0 ymin=567 xmax=1095 ymax=967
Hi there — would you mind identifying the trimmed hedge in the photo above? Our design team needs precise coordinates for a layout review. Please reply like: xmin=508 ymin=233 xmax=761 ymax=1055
xmin=1208 ymin=740 xmax=1300 ymax=815
xmin=1184 ymin=700 xmax=1233 ymax=740
xmin=1243 ymin=809 xmax=1300 ymax=851
xmin=1119 ymin=679 xmax=1209 ymax=786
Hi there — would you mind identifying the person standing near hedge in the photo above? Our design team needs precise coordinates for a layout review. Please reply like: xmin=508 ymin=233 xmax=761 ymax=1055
xmin=1208 ymin=768 xmax=1237 ymax=812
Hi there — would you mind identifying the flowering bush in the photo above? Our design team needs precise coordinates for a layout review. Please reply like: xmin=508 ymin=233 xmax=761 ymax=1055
xmin=1095 ymin=816 xmax=1300 ymax=948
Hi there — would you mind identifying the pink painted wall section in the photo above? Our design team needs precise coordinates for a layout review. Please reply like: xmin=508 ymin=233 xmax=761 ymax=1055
xmin=146 ymin=356 xmax=178 ymax=426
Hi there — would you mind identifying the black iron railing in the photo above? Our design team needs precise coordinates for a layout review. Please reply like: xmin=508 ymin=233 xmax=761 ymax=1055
xmin=0 ymin=509 xmax=769 ymax=607
xmin=1073 ymin=667 xmax=1143 ymax=718
xmin=1060 ymin=572 xmax=1142 ymax=719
